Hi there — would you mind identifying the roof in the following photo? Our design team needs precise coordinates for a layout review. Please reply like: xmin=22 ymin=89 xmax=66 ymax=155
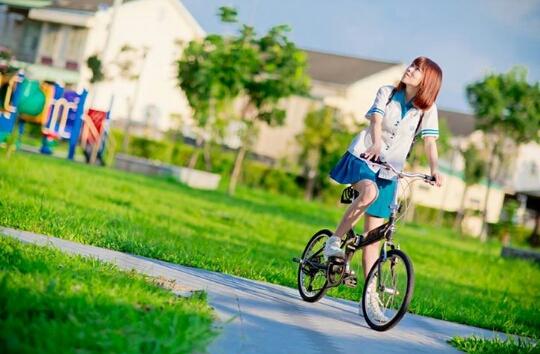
xmin=46 ymin=0 xmax=115 ymax=12
xmin=303 ymin=49 xmax=400 ymax=86
xmin=0 ymin=0 xmax=118 ymax=12
xmin=438 ymin=109 xmax=476 ymax=137
xmin=0 ymin=0 xmax=51 ymax=8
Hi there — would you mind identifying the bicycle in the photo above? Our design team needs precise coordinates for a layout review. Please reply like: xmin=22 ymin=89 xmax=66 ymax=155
xmin=293 ymin=155 xmax=435 ymax=331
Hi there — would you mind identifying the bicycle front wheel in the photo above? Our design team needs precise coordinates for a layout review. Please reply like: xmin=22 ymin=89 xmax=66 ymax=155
xmin=361 ymin=249 xmax=414 ymax=331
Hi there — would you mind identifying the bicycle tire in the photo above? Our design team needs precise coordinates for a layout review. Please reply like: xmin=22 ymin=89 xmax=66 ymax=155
xmin=297 ymin=229 xmax=332 ymax=302
xmin=361 ymin=249 xmax=414 ymax=331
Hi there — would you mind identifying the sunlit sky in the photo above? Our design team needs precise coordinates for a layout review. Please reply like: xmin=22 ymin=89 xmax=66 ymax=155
xmin=182 ymin=0 xmax=540 ymax=113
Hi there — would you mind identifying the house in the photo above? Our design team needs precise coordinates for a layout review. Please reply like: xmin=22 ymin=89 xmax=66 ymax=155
xmin=0 ymin=0 xmax=204 ymax=133
xmin=251 ymin=49 xmax=405 ymax=160
xmin=411 ymin=109 xmax=540 ymax=235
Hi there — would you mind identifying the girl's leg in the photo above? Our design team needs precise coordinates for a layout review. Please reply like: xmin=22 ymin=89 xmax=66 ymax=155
xmin=362 ymin=214 xmax=385 ymax=279
xmin=334 ymin=180 xmax=379 ymax=238
xmin=324 ymin=180 xmax=379 ymax=258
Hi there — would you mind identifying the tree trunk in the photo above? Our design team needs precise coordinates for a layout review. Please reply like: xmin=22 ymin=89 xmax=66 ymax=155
xmin=528 ymin=211 xmax=540 ymax=248
xmin=304 ymin=168 xmax=317 ymax=201
xmin=121 ymin=120 xmax=131 ymax=153
xmin=228 ymin=145 xmax=247 ymax=195
xmin=5 ymin=116 xmax=19 ymax=159
xmin=480 ymin=143 xmax=497 ymax=241
xmin=227 ymin=100 xmax=253 ymax=195
xmin=454 ymin=185 xmax=469 ymax=234
xmin=203 ymin=140 xmax=212 ymax=171
xmin=187 ymin=136 xmax=203 ymax=170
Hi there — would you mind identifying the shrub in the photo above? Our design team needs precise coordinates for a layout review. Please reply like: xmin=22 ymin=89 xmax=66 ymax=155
xmin=128 ymin=136 xmax=173 ymax=162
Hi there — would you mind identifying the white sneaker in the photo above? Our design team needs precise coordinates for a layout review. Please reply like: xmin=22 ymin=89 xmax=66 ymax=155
xmin=366 ymin=280 xmax=389 ymax=323
xmin=323 ymin=236 xmax=344 ymax=258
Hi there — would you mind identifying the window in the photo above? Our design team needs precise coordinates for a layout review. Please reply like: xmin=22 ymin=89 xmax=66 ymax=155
xmin=530 ymin=161 xmax=538 ymax=176
xmin=18 ymin=20 xmax=41 ymax=62
xmin=61 ymin=26 xmax=87 ymax=70
xmin=40 ymin=23 xmax=60 ymax=65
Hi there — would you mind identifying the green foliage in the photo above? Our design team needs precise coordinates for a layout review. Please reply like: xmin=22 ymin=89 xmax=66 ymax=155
xmin=128 ymin=136 xmax=173 ymax=162
xmin=466 ymin=67 xmax=540 ymax=235
xmin=467 ymin=66 xmax=540 ymax=145
xmin=449 ymin=336 xmax=539 ymax=354
xmin=177 ymin=6 xmax=310 ymax=193
xmin=218 ymin=6 xmax=238 ymax=23
xmin=242 ymin=161 xmax=303 ymax=197
xmin=0 ymin=236 xmax=216 ymax=354
xmin=493 ymin=224 xmax=534 ymax=247
xmin=0 ymin=46 xmax=17 ymax=74
xmin=296 ymin=106 xmax=348 ymax=199
xmin=462 ymin=145 xmax=485 ymax=186
xmin=413 ymin=205 xmax=457 ymax=228
xmin=316 ymin=128 xmax=357 ymax=196
xmin=2 ymin=153 xmax=540 ymax=338
xmin=86 ymin=54 xmax=105 ymax=83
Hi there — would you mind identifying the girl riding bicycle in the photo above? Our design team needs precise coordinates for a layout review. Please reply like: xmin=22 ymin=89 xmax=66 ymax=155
xmin=323 ymin=56 xmax=444 ymax=278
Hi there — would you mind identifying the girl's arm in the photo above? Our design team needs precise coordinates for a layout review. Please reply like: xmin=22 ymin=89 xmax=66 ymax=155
xmin=424 ymin=136 xmax=442 ymax=187
xmin=363 ymin=114 xmax=383 ymax=160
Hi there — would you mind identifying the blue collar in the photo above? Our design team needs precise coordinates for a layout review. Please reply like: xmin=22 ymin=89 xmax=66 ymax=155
xmin=393 ymin=90 xmax=415 ymax=119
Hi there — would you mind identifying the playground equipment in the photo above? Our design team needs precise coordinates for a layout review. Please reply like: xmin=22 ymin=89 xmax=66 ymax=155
xmin=0 ymin=70 xmax=112 ymax=163
xmin=0 ymin=71 xmax=25 ymax=142
xmin=40 ymin=88 xmax=88 ymax=159
xmin=80 ymin=107 xmax=111 ymax=164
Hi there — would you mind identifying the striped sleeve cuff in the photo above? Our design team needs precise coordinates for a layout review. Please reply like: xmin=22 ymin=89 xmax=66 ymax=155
xmin=420 ymin=129 xmax=439 ymax=138
xmin=366 ymin=107 xmax=385 ymax=117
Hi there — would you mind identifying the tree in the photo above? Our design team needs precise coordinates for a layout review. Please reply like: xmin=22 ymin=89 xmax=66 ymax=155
xmin=453 ymin=145 xmax=485 ymax=233
xmin=86 ymin=54 xmax=105 ymax=84
xmin=466 ymin=67 xmax=540 ymax=240
xmin=176 ymin=11 xmax=247 ymax=171
xmin=296 ymin=106 xmax=346 ymax=200
xmin=226 ymin=20 xmax=310 ymax=194
xmin=177 ymin=6 xmax=310 ymax=189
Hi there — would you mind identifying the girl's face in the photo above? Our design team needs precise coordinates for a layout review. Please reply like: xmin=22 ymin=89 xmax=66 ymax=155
xmin=401 ymin=63 xmax=423 ymax=87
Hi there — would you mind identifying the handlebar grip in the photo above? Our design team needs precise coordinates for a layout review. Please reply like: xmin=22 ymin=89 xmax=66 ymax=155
xmin=359 ymin=153 xmax=383 ymax=164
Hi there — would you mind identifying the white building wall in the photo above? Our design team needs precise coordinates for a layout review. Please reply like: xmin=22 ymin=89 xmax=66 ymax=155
xmin=344 ymin=65 xmax=406 ymax=124
xmin=400 ymin=164 xmax=505 ymax=224
xmin=512 ymin=143 xmax=540 ymax=194
xmin=80 ymin=0 xmax=203 ymax=131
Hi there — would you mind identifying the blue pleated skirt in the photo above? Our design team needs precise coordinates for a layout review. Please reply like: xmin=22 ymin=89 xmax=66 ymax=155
xmin=330 ymin=152 xmax=397 ymax=219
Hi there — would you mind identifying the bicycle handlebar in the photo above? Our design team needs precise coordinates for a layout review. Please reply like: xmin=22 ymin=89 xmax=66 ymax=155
xmin=358 ymin=153 xmax=435 ymax=183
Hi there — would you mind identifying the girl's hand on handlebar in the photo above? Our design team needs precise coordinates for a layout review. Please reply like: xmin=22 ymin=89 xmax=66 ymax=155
xmin=363 ymin=144 xmax=381 ymax=162
xmin=430 ymin=171 xmax=443 ymax=187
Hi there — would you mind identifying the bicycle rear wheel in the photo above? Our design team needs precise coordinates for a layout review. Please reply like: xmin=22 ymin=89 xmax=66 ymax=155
xmin=297 ymin=229 xmax=331 ymax=302
xmin=361 ymin=249 xmax=414 ymax=331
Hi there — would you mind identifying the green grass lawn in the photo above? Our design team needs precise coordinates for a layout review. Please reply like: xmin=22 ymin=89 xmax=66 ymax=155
xmin=1 ymin=152 xmax=539 ymax=339
xmin=0 ymin=236 xmax=216 ymax=354
xmin=449 ymin=336 xmax=540 ymax=354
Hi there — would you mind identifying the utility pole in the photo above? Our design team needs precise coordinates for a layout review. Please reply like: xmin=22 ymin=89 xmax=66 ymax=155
xmin=89 ymin=0 xmax=122 ymax=107
xmin=121 ymin=46 xmax=149 ymax=153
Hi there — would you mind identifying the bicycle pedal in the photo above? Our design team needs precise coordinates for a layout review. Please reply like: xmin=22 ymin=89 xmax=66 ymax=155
xmin=343 ymin=276 xmax=357 ymax=288
xmin=328 ymin=256 xmax=345 ymax=264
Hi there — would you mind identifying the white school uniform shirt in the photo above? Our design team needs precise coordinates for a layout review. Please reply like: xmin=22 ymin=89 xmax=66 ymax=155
xmin=347 ymin=85 xmax=439 ymax=180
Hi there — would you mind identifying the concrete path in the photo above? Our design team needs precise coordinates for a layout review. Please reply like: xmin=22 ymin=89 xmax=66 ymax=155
xmin=1 ymin=227 xmax=507 ymax=353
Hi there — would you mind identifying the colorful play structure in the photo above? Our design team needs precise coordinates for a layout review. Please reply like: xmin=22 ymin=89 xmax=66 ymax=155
xmin=0 ymin=70 xmax=111 ymax=164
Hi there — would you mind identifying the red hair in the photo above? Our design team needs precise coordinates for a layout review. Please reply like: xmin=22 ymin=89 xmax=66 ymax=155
xmin=397 ymin=57 xmax=442 ymax=110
